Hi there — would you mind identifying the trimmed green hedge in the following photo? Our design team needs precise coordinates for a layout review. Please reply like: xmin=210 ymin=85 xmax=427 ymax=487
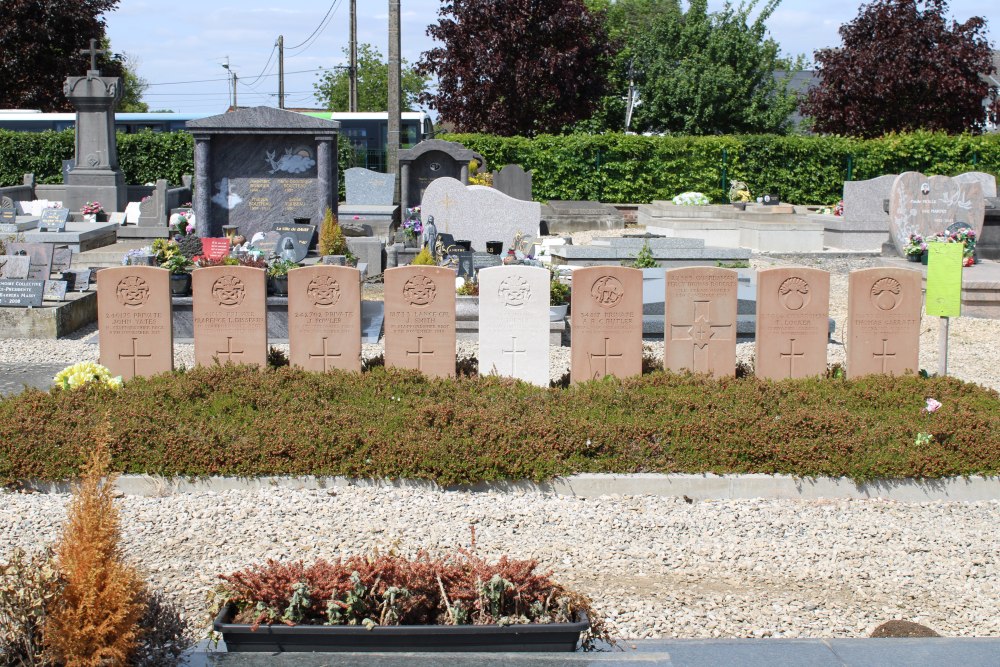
xmin=445 ymin=131 xmax=1000 ymax=204
xmin=4 ymin=128 xmax=997 ymax=206
xmin=1 ymin=365 xmax=997 ymax=485
xmin=0 ymin=130 xmax=356 ymax=200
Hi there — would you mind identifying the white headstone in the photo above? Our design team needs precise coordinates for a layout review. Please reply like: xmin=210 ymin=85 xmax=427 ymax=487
xmin=478 ymin=265 xmax=550 ymax=387
xmin=421 ymin=177 xmax=540 ymax=254
xmin=124 ymin=201 xmax=143 ymax=224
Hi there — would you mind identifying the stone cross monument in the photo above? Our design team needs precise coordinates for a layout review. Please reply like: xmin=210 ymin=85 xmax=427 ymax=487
xmin=62 ymin=38 xmax=127 ymax=213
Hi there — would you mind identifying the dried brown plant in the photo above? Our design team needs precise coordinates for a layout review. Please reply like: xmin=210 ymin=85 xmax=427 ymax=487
xmin=43 ymin=423 xmax=147 ymax=667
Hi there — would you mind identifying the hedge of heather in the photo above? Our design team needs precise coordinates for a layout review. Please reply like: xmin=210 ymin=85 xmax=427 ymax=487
xmin=1 ymin=365 xmax=997 ymax=485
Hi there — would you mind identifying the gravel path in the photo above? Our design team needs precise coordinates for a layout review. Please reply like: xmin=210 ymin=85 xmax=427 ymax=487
xmin=2 ymin=488 xmax=997 ymax=641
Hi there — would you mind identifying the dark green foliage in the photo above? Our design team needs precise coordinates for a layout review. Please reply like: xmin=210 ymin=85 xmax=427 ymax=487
xmin=1 ymin=366 xmax=997 ymax=485
xmin=445 ymin=130 xmax=1000 ymax=204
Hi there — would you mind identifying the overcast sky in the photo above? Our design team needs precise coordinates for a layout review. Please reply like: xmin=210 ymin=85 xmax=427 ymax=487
xmin=103 ymin=0 xmax=998 ymax=114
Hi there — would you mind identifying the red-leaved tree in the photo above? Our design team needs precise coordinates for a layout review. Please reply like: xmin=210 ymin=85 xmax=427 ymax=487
xmin=801 ymin=0 xmax=997 ymax=137
xmin=0 ymin=0 xmax=123 ymax=111
xmin=417 ymin=0 xmax=617 ymax=136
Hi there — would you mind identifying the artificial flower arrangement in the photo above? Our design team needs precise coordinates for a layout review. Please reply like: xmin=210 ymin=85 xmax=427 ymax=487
xmin=728 ymin=180 xmax=751 ymax=203
xmin=903 ymin=234 xmax=926 ymax=256
xmin=672 ymin=191 xmax=710 ymax=206
xmin=81 ymin=201 xmax=104 ymax=215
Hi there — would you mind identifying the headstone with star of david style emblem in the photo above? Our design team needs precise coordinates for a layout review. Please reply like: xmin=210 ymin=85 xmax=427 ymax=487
xmin=755 ymin=267 xmax=830 ymax=380
xmin=383 ymin=266 xmax=456 ymax=379
xmin=846 ymin=267 xmax=922 ymax=379
xmin=664 ymin=267 xmax=738 ymax=377
xmin=97 ymin=266 xmax=174 ymax=380
xmin=192 ymin=266 xmax=267 ymax=367
xmin=570 ymin=266 xmax=643 ymax=384
xmin=287 ymin=265 xmax=361 ymax=372
xmin=478 ymin=265 xmax=550 ymax=387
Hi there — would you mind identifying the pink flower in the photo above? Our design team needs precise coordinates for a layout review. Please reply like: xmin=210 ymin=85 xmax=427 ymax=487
xmin=924 ymin=398 xmax=942 ymax=413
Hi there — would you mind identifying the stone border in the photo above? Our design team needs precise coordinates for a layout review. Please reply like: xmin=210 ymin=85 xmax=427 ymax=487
xmin=17 ymin=473 xmax=1000 ymax=502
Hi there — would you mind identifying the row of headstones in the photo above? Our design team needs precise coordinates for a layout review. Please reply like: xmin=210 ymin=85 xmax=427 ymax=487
xmin=97 ymin=264 xmax=923 ymax=386
xmin=0 ymin=242 xmax=88 ymax=306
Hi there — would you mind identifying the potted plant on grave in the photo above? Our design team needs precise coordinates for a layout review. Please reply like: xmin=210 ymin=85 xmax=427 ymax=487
xmin=728 ymin=181 xmax=751 ymax=211
xmin=549 ymin=272 xmax=570 ymax=321
xmin=266 ymin=258 xmax=298 ymax=296
xmin=399 ymin=209 xmax=423 ymax=248
xmin=318 ymin=207 xmax=349 ymax=264
xmin=456 ymin=277 xmax=480 ymax=319
xmin=209 ymin=552 xmax=608 ymax=653
xmin=162 ymin=253 xmax=194 ymax=296
xmin=903 ymin=234 xmax=926 ymax=262
xmin=81 ymin=200 xmax=105 ymax=222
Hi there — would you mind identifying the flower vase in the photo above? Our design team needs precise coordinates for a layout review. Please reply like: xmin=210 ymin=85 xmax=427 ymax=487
xmin=906 ymin=253 xmax=922 ymax=263
xmin=83 ymin=213 xmax=97 ymax=223
xmin=921 ymin=252 xmax=929 ymax=265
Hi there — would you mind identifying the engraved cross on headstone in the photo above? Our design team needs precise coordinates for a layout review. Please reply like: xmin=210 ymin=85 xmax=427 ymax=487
xmin=589 ymin=337 xmax=623 ymax=379
xmin=406 ymin=336 xmax=435 ymax=370
xmin=669 ymin=300 xmax=733 ymax=372
xmin=80 ymin=38 xmax=105 ymax=72
xmin=216 ymin=336 xmax=244 ymax=364
xmin=779 ymin=338 xmax=804 ymax=377
xmin=119 ymin=337 xmax=152 ymax=377
xmin=873 ymin=338 xmax=896 ymax=373
xmin=309 ymin=337 xmax=342 ymax=372
xmin=502 ymin=336 xmax=527 ymax=375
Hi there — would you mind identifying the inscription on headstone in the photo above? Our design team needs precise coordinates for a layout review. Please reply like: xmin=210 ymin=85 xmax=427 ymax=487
xmin=192 ymin=266 xmax=267 ymax=367
xmin=43 ymin=280 xmax=68 ymax=302
xmin=0 ymin=279 xmax=45 ymax=306
xmin=38 ymin=208 xmax=70 ymax=233
xmin=383 ymin=266 xmax=456 ymax=378
xmin=97 ymin=267 xmax=174 ymax=380
xmin=755 ymin=267 xmax=830 ymax=380
xmin=287 ymin=265 xmax=361 ymax=372
xmin=478 ymin=265 xmax=550 ymax=386
xmin=846 ymin=268 xmax=921 ymax=378
xmin=200 ymin=237 xmax=231 ymax=260
xmin=888 ymin=172 xmax=986 ymax=255
xmin=272 ymin=223 xmax=316 ymax=262
xmin=664 ymin=267 xmax=738 ymax=377
xmin=570 ymin=266 xmax=643 ymax=383
xmin=7 ymin=243 xmax=54 ymax=281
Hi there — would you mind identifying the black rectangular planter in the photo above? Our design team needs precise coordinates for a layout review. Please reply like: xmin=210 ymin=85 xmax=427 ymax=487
xmin=214 ymin=604 xmax=589 ymax=653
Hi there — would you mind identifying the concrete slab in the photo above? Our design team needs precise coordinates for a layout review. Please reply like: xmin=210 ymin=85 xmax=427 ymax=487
xmin=0 ymin=291 xmax=96 ymax=338
xmin=23 ymin=221 xmax=118 ymax=253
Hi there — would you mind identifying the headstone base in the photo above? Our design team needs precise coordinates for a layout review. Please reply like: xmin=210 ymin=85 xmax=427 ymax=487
xmin=63 ymin=170 xmax=127 ymax=213
xmin=541 ymin=201 xmax=624 ymax=235
xmin=338 ymin=205 xmax=398 ymax=237
xmin=0 ymin=291 xmax=96 ymax=338
xmin=115 ymin=225 xmax=170 ymax=240
xmin=23 ymin=222 xmax=118 ymax=253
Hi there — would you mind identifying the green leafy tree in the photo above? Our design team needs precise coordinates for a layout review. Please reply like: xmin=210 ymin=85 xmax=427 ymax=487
xmin=112 ymin=50 xmax=149 ymax=112
xmin=0 ymin=0 xmax=124 ymax=111
xmin=801 ymin=0 xmax=997 ymax=137
xmin=314 ymin=43 xmax=428 ymax=112
xmin=599 ymin=0 xmax=798 ymax=135
xmin=417 ymin=0 xmax=617 ymax=136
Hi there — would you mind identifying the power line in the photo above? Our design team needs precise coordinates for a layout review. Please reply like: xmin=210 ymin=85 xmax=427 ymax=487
xmin=287 ymin=0 xmax=343 ymax=55
xmin=242 ymin=44 xmax=279 ymax=87
xmin=145 ymin=67 xmax=328 ymax=88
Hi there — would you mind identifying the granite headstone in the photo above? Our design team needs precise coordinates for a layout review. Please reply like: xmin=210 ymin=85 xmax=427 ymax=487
xmin=272 ymin=222 xmax=316 ymax=262
xmin=421 ymin=178 xmax=540 ymax=254
xmin=398 ymin=139 xmax=485 ymax=213
xmin=344 ymin=167 xmax=395 ymax=205
xmin=843 ymin=175 xmax=896 ymax=224
xmin=888 ymin=172 xmax=985 ymax=256
xmin=42 ymin=280 xmax=68 ymax=302
xmin=0 ymin=256 xmax=31 ymax=279
xmin=6 ymin=243 xmax=54 ymax=281
xmin=0 ymin=279 xmax=44 ymax=306
xmin=491 ymin=164 xmax=532 ymax=201
xmin=38 ymin=208 xmax=70 ymax=233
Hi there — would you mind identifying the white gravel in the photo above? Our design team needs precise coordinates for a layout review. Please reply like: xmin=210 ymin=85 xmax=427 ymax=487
xmin=2 ymin=488 xmax=997 ymax=640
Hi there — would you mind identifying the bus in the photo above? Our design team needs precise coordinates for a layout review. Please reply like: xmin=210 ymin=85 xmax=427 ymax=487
xmin=0 ymin=109 xmax=435 ymax=171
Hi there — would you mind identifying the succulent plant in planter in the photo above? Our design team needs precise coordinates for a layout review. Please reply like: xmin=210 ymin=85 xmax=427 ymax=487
xmin=266 ymin=258 xmax=298 ymax=296
xmin=210 ymin=552 xmax=609 ymax=653
xmin=549 ymin=274 xmax=571 ymax=321
xmin=161 ymin=254 xmax=194 ymax=296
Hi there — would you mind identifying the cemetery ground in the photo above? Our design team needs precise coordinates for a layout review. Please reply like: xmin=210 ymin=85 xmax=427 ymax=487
xmin=1 ymin=230 xmax=999 ymax=648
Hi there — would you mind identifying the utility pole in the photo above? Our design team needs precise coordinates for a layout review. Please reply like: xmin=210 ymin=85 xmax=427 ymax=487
xmin=221 ymin=57 xmax=234 ymax=109
xmin=278 ymin=35 xmax=285 ymax=109
xmin=232 ymin=71 xmax=238 ymax=109
xmin=349 ymin=0 xmax=358 ymax=112
xmin=387 ymin=0 xmax=401 ymax=198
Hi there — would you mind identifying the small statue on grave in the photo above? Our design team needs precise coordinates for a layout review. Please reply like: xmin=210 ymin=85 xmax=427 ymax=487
xmin=422 ymin=215 xmax=438 ymax=254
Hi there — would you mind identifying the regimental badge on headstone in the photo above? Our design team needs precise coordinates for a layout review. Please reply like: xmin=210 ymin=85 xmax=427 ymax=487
xmin=846 ymin=268 xmax=921 ymax=378
xmin=755 ymin=268 xmax=830 ymax=380
xmin=570 ymin=266 xmax=643 ymax=384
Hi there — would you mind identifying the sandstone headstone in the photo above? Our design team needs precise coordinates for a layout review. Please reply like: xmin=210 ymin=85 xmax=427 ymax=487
xmin=847 ymin=268 xmax=921 ymax=379
xmin=843 ymin=175 xmax=896 ymax=224
xmin=570 ymin=266 xmax=643 ymax=383
xmin=492 ymin=164 xmax=532 ymax=201
xmin=421 ymin=178 xmax=540 ymax=253
xmin=6 ymin=243 xmax=54 ymax=281
xmin=345 ymin=167 xmax=395 ymax=205
xmin=888 ymin=172 xmax=985 ymax=255
xmin=383 ymin=266 xmax=456 ymax=378
xmin=478 ymin=265 xmax=550 ymax=386
xmin=755 ymin=268 xmax=830 ymax=380
xmin=192 ymin=266 xmax=267 ymax=367
xmin=97 ymin=266 xmax=174 ymax=380
xmin=287 ymin=265 xmax=361 ymax=372
xmin=0 ymin=256 xmax=31 ymax=279
xmin=664 ymin=267 xmax=738 ymax=377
